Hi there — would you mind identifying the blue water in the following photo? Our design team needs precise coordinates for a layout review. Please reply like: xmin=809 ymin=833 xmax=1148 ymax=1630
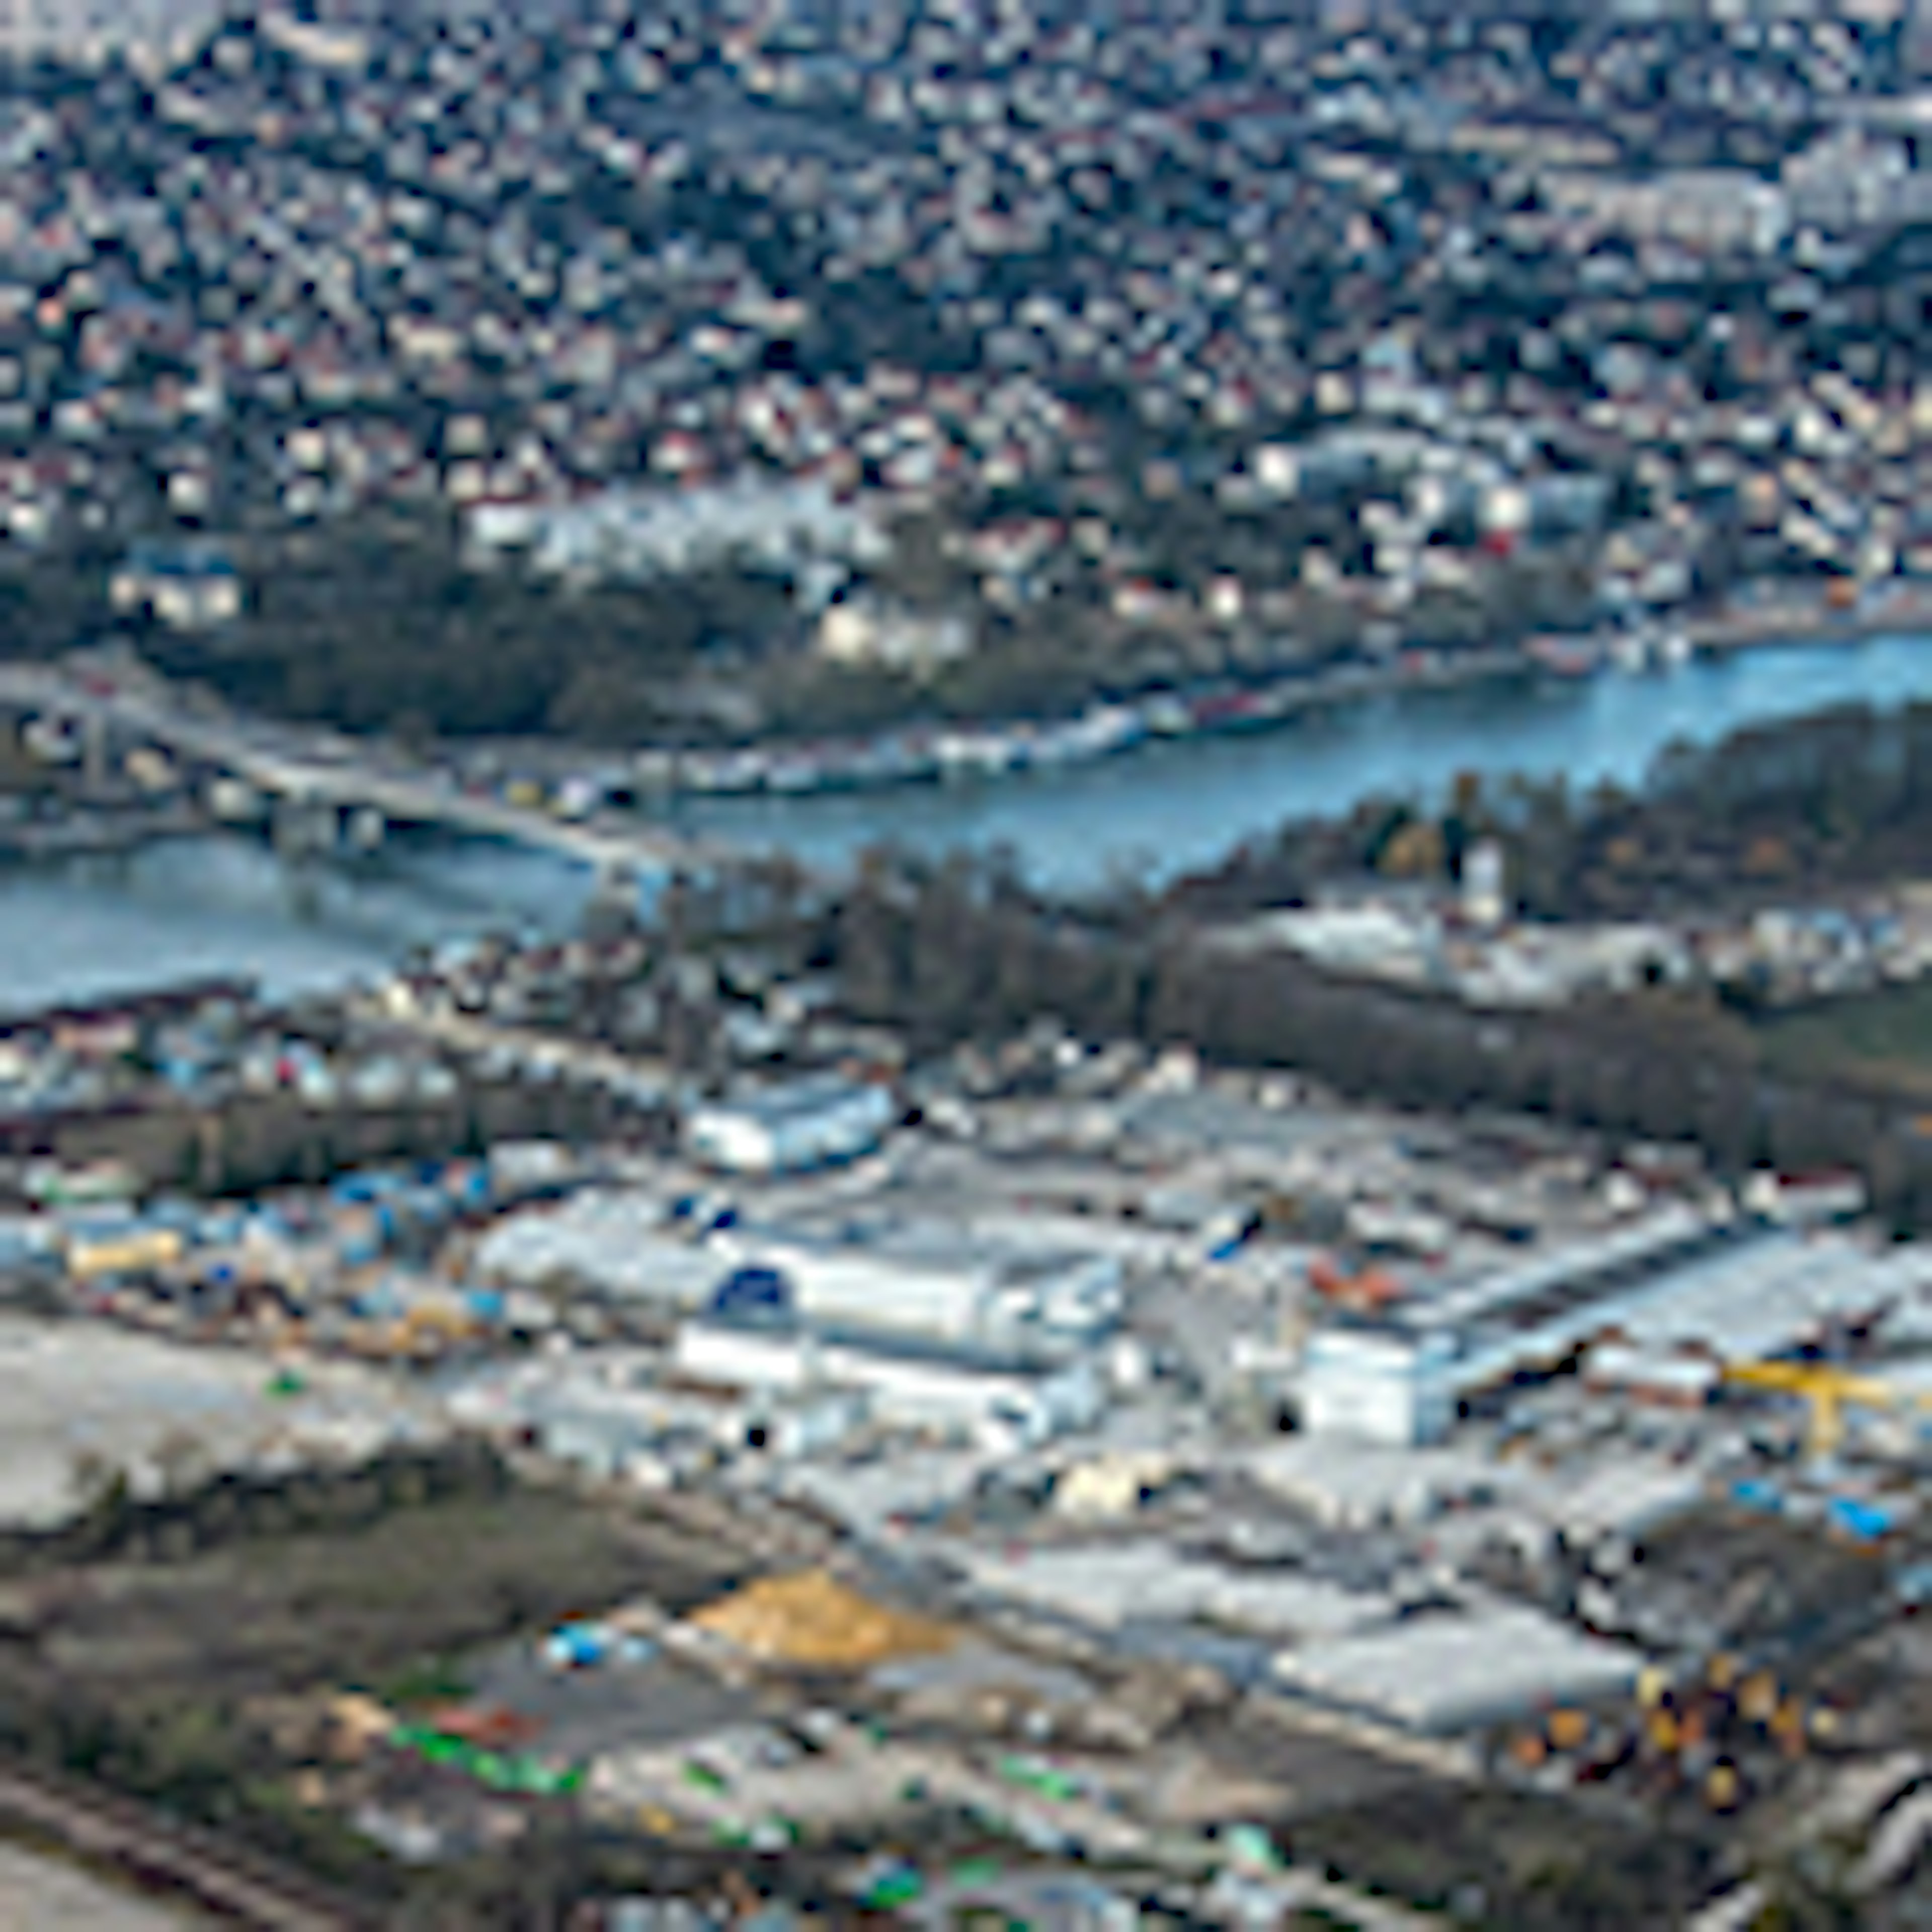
xmin=2 ymin=632 xmax=1928 ymax=1005
xmin=676 ymin=632 xmax=1932 ymax=890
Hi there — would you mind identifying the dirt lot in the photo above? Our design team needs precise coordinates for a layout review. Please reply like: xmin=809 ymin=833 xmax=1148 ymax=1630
xmin=0 ymin=1483 xmax=763 ymax=1919
xmin=1289 ymin=1780 xmax=1722 ymax=1930
xmin=1638 ymin=1507 xmax=1891 ymax=1658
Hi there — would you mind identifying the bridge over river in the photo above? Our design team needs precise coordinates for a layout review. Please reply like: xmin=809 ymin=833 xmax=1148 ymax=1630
xmin=0 ymin=662 xmax=732 ymax=884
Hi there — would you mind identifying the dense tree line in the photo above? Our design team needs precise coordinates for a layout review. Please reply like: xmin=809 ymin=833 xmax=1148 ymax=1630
xmin=1166 ymin=700 xmax=1932 ymax=926
xmin=0 ymin=1069 xmax=658 ymax=1196
xmin=6 ymin=486 xmax=1601 ymax=749
xmin=807 ymin=844 xmax=1932 ymax=1229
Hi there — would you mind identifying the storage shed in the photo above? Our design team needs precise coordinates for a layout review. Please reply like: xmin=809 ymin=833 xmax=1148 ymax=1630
xmin=685 ymin=1074 xmax=895 ymax=1176
xmin=1299 ymin=1327 xmax=1457 ymax=1447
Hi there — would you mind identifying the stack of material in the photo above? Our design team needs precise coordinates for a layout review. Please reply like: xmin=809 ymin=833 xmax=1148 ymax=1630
xmin=423 ymin=1704 xmax=540 ymax=1749
xmin=690 ymin=1570 xmax=954 ymax=1669
xmin=327 ymin=1693 xmax=398 ymax=1760
xmin=1053 ymin=1452 xmax=1174 ymax=1519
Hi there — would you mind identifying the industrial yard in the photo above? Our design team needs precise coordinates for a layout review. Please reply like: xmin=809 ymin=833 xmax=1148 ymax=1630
xmin=9 ymin=939 xmax=1932 ymax=1924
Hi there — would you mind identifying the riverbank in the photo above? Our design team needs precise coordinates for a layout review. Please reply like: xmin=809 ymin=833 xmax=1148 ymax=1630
xmin=1688 ymin=583 xmax=1932 ymax=654
xmin=669 ymin=626 xmax=1932 ymax=891
xmin=619 ymin=594 xmax=1932 ymax=806
xmin=7 ymin=626 xmax=1932 ymax=998
xmin=618 ymin=643 xmax=1537 ymax=805
xmin=6 ymin=594 xmax=1920 ymax=878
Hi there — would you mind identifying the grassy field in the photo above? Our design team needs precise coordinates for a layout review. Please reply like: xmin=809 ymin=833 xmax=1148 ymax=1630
xmin=1757 ymin=978 xmax=1932 ymax=1100
xmin=6 ymin=1486 xmax=742 ymax=1711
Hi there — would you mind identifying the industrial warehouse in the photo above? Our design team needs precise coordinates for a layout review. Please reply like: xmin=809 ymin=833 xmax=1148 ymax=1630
xmin=1302 ymin=1208 xmax=1932 ymax=1449
xmin=11 ymin=968 xmax=1932 ymax=1925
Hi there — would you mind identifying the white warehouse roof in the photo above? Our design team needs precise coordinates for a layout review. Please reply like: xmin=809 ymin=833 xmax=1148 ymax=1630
xmin=955 ymin=1541 xmax=1394 ymax=1641
xmin=685 ymin=1073 xmax=895 ymax=1177
xmin=677 ymin=1315 xmax=1103 ymax=1450
xmin=1273 ymin=1603 xmax=1645 ymax=1733
xmin=1415 ymin=1201 xmax=1711 ymax=1336
xmin=473 ymin=1191 xmax=725 ymax=1305
xmin=717 ymin=1221 xmax=1123 ymax=1356
xmin=1453 ymin=1230 xmax=1927 ymax=1392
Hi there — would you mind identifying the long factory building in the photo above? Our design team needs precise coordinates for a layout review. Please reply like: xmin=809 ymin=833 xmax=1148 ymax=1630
xmin=1303 ymin=1205 xmax=1932 ymax=1446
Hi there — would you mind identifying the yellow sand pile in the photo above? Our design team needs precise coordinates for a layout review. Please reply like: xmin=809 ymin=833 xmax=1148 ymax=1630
xmin=690 ymin=1568 xmax=954 ymax=1670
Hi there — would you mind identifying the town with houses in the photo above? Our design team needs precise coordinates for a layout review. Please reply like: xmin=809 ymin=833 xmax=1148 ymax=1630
xmin=12 ymin=0 xmax=1932 ymax=756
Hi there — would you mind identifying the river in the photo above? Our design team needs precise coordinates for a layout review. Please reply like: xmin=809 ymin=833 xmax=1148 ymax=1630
xmin=3 ymin=633 xmax=1930 ymax=1010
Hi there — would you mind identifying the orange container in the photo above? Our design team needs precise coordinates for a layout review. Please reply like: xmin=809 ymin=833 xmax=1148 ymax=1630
xmin=1548 ymin=1709 xmax=1589 ymax=1752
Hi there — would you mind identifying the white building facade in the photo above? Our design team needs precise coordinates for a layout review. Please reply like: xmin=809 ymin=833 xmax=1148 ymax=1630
xmin=1299 ymin=1328 xmax=1458 ymax=1447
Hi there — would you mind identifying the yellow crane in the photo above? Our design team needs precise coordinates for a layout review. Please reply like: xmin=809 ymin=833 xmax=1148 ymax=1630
xmin=1722 ymin=1359 xmax=1932 ymax=1460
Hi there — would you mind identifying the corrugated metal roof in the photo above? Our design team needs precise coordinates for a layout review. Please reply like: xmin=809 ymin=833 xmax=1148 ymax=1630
xmin=1273 ymin=1603 xmax=1643 ymax=1733
xmin=1416 ymin=1202 xmax=1710 ymax=1334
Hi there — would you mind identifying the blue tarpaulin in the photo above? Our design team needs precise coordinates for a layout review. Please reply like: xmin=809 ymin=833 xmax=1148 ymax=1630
xmin=1826 ymin=1495 xmax=1895 ymax=1542
xmin=711 ymin=1265 xmax=791 ymax=1319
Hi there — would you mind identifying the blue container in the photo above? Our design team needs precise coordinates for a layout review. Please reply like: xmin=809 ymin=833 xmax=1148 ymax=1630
xmin=1827 ymin=1495 xmax=1894 ymax=1543
xmin=543 ymin=1623 xmax=610 ymax=1668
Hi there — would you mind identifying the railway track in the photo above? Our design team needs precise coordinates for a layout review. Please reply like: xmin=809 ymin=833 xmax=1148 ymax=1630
xmin=0 ymin=1753 xmax=377 ymax=1931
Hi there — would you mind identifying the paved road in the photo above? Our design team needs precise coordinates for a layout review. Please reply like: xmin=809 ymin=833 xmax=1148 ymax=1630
xmin=0 ymin=1841 xmax=205 ymax=1930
